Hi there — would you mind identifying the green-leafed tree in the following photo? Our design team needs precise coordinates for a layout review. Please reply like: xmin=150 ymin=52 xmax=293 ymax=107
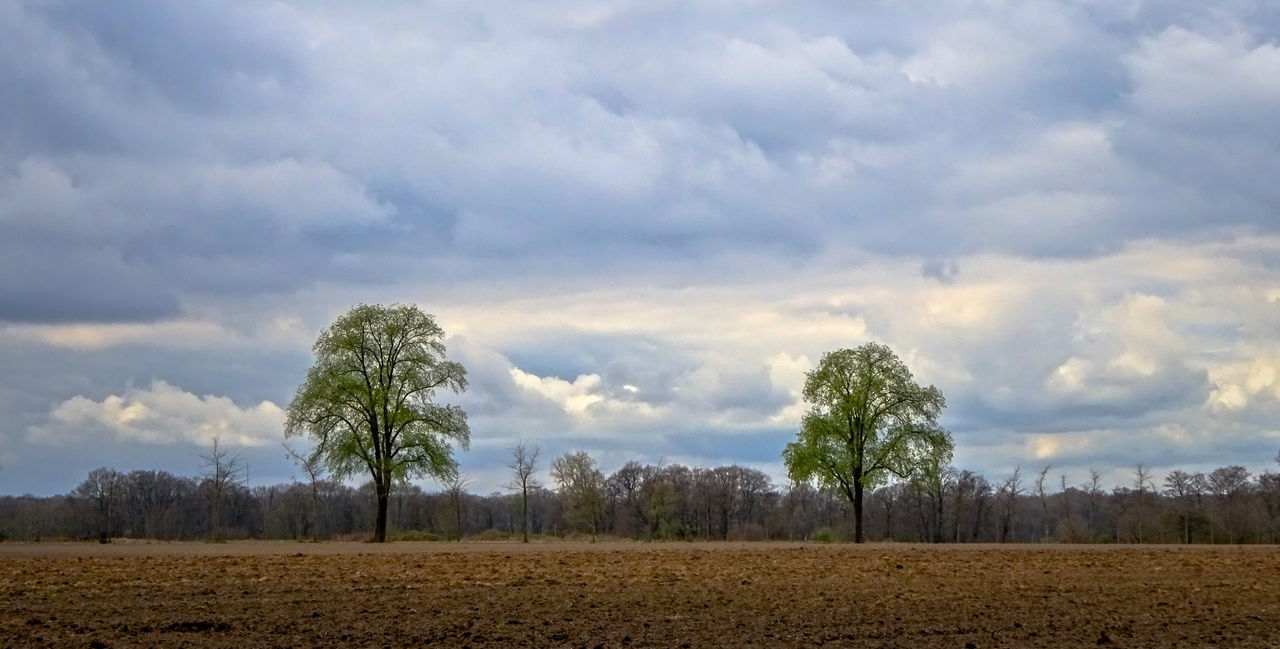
xmin=552 ymin=451 xmax=605 ymax=541
xmin=285 ymin=303 xmax=469 ymax=542
xmin=783 ymin=343 xmax=952 ymax=543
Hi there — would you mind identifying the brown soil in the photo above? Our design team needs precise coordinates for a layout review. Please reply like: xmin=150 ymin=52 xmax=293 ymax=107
xmin=3 ymin=541 xmax=1278 ymax=648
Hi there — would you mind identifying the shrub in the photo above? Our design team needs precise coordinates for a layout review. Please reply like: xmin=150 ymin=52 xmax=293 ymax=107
xmin=812 ymin=527 xmax=842 ymax=543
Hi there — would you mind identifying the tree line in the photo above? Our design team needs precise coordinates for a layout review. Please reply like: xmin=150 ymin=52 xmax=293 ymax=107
xmin=275 ymin=304 xmax=964 ymax=543
xmin=5 ymin=303 xmax=1276 ymax=545
xmin=2 ymin=453 xmax=1277 ymax=544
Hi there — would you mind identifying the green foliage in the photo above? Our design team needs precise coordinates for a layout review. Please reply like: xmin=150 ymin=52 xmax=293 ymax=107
xmin=783 ymin=343 xmax=951 ymax=494
xmin=285 ymin=303 xmax=469 ymax=541
xmin=782 ymin=342 xmax=953 ymax=541
xmin=812 ymin=526 xmax=841 ymax=543
xmin=648 ymin=480 xmax=678 ymax=539
xmin=552 ymin=451 xmax=606 ymax=538
xmin=286 ymin=303 xmax=469 ymax=483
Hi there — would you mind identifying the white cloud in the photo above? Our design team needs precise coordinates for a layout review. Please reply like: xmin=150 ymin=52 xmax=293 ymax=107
xmin=509 ymin=368 xmax=606 ymax=415
xmin=1 ymin=320 xmax=233 ymax=350
xmin=1126 ymin=26 xmax=1280 ymax=130
xmin=1048 ymin=357 xmax=1092 ymax=393
xmin=1207 ymin=347 xmax=1280 ymax=412
xmin=5 ymin=0 xmax=1280 ymax=492
xmin=28 ymin=380 xmax=283 ymax=448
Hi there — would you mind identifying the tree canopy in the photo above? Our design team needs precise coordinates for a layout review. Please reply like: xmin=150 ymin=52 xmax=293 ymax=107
xmin=552 ymin=451 xmax=605 ymax=540
xmin=285 ymin=303 xmax=469 ymax=542
xmin=783 ymin=342 xmax=952 ymax=542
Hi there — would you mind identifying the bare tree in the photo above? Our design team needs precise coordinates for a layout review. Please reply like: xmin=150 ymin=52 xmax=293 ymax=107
xmin=284 ymin=442 xmax=327 ymax=540
xmin=607 ymin=461 xmax=647 ymax=536
xmin=25 ymin=455 xmax=1280 ymax=545
xmin=1164 ymin=470 xmax=1197 ymax=543
xmin=997 ymin=466 xmax=1023 ymax=542
xmin=1034 ymin=464 xmax=1051 ymax=541
xmin=1057 ymin=473 xmax=1075 ymax=541
xmin=1134 ymin=463 xmax=1157 ymax=542
xmin=200 ymin=435 xmax=244 ymax=542
xmin=73 ymin=468 xmax=123 ymax=542
xmin=971 ymin=474 xmax=993 ymax=541
xmin=949 ymin=470 xmax=973 ymax=542
xmin=444 ymin=472 xmax=470 ymax=541
xmin=505 ymin=441 xmax=540 ymax=543
xmin=709 ymin=466 xmax=739 ymax=540
xmin=910 ymin=457 xmax=948 ymax=543
xmin=1259 ymin=471 xmax=1280 ymax=544
xmin=1082 ymin=468 xmax=1105 ymax=540
xmin=876 ymin=482 xmax=906 ymax=541
xmin=1207 ymin=465 xmax=1251 ymax=542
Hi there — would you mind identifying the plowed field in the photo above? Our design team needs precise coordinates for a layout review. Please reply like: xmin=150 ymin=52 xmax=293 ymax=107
xmin=3 ymin=541 xmax=1278 ymax=648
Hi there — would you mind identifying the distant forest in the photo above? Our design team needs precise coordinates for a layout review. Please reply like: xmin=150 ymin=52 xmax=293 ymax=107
xmin=3 ymin=455 xmax=1279 ymax=544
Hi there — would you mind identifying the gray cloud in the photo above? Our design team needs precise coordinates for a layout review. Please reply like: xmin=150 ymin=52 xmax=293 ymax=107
xmin=921 ymin=259 xmax=960 ymax=283
xmin=3 ymin=0 xmax=1280 ymax=494
xmin=0 ymin=244 xmax=179 ymax=323
xmin=6 ymin=0 xmax=1277 ymax=320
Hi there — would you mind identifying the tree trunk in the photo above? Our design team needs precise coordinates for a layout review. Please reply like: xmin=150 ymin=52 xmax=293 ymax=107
xmin=853 ymin=480 xmax=865 ymax=543
xmin=454 ymin=495 xmax=463 ymax=542
xmin=884 ymin=500 xmax=893 ymax=541
xmin=211 ymin=488 xmax=223 ymax=542
xmin=934 ymin=496 xmax=944 ymax=544
xmin=374 ymin=481 xmax=389 ymax=542
xmin=952 ymin=499 xmax=962 ymax=543
xmin=972 ymin=497 xmax=985 ymax=542
xmin=521 ymin=487 xmax=529 ymax=543
xmin=310 ymin=482 xmax=321 ymax=540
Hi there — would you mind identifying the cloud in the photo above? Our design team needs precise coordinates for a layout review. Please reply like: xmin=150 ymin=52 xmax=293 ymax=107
xmin=1114 ymin=24 xmax=1280 ymax=228
xmin=921 ymin=259 xmax=960 ymax=283
xmin=28 ymin=380 xmax=284 ymax=448
xmin=8 ymin=0 xmax=1278 ymax=328
xmin=3 ymin=0 xmax=1280 ymax=493
xmin=510 ymin=368 xmax=607 ymax=416
xmin=1 ymin=320 xmax=233 ymax=350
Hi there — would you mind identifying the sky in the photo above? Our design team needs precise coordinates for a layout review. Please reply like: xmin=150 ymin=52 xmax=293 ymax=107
xmin=2 ymin=0 xmax=1279 ymax=496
